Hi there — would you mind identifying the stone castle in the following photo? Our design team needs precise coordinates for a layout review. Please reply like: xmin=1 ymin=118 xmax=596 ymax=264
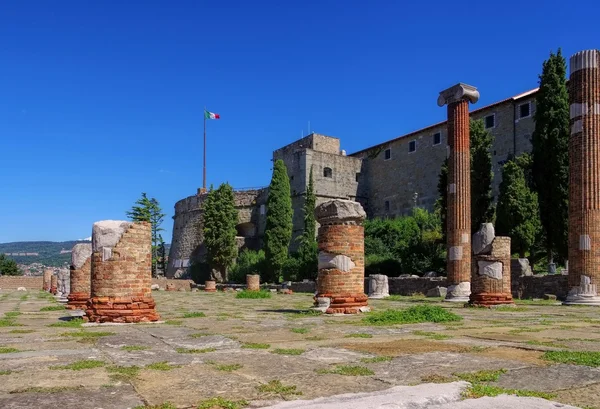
xmin=167 ymin=87 xmax=538 ymax=278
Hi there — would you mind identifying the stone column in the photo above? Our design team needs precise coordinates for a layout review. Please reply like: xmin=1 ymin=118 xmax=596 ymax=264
xmin=313 ymin=199 xmax=369 ymax=314
xmin=368 ymin=274 xmax=390 ymax=299
xmin=204 ymin=280 xmax=217 ymax=292
xmin=566 ymin=50 xmax=600 ymax=305
xmin=43 ymin=269 xmax=53 ymax=292
xmin=68 ymin=243 xmax=92 ymax=309
xmin=246 ymin=274 xmax=260 ymax=291
xmin=86 ymin=220 xmax=160 ymax=323
xmin=50 ymin=274 xmax=58 ymax=295
xmin=438 ymin=83 xmax=480 ymax=302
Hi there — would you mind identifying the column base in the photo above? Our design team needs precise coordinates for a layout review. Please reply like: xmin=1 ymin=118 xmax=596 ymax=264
xmin=314 ymin=293 xmax=369 ymax=314
xmin=86 ymin=296 xmax=160 ymax=323
xmin=563 ymin=294 xmax=600 ymax=306
xmin=67 ymin=292 xmax=90 ymax=310
xmin=444 ymin=282 xmax=471 ymax=302
xmin=50 ymin=286 xmax=57 ymax=295
xmin=469 ymin=292 xmax=514 ymax=306
xmin=204 ymin=288 xmax=217 ymax=293
xmin=563 ymin=278 xmax=600 ymax=305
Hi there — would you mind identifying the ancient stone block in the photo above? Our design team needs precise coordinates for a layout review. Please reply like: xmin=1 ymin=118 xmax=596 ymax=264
xmin=426 ymin=286 xmax=447 ymax=298
xmin=43 ymin=269 xmax=53 ymax=292
xmin=246 ymin=274 xmax=260 ymax=291
xmin=472 ymin=223 xmax=495 ymax=255
xmin=368 ymin=274 xmax=389 ymax=299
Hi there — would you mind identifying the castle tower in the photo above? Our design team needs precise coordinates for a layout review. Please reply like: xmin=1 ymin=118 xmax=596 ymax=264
xmin=438 ymin=83 xmax=480 ymax=302
xmin=565 ymin=50 xmax=600 ymax=305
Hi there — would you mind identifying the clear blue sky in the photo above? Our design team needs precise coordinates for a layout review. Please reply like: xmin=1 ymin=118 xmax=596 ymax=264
xmin=1 ymin=0 xmax=598 ymax=243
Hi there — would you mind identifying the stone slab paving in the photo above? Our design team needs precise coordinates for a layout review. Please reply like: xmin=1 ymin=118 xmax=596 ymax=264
xmin=2 ymin=290 xmax=600 ymax=408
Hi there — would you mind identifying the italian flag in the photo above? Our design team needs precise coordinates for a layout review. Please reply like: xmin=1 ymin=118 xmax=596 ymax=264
xmin=205 ymin=110 xmax=220 ymax=120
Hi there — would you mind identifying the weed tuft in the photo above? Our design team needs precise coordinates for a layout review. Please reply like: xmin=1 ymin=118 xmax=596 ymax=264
xmin=345 ymin=333 xmax=373 ymax=338
xmin=317 ymin=365 xmax=374 ymax=376
xmin=197 ymin=397 xmax=248 ymax=409
xmin=543 ymin=350 xmax=600 ymax=367
xmin=181 ymin=312 xmax=206 ymax=318
xmin=241 ymin=342 xmax=270 ymax=349
xmin=236 ymin=290 xmax=272 ymax=299
xmin=50 ymin=359 xmax=105 ymax=371
xmin=145 ymin=362 xmax=182 ymax=371
xmin=271 ymin=348 xmax=304 ymax=355
xmin=360 ymin=356 xmax=393 ymax=363
xmin=40 ymin=305 xmax=66 ymax=312
xmin=256 ymin=379 xmax=302 ymax=397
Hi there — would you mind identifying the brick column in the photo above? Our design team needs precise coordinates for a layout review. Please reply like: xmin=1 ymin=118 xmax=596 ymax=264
xmin=68 ymin=244 xmax=92 ymax=309
xmin=438 ymin=83 xmax=480 ymax=302
xmin=246 ymin=274 xmax=260 ymax=291
xmin=43 ymin=269 xmax=53 ymax=292
xmin=86 ymin=220 xmax=160 ymax=322
xmin=313 ymin=199 xmax=369 ymax=314
xmin=566 ymin=50 xmax=600 ymax=305
xmin=50 ymin=274 xmax=58 ymax=295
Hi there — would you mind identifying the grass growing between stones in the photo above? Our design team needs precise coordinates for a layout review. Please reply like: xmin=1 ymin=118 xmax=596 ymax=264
xmin=526 ymin=340 xmax=568 ymax=348
xmin=290 ymin=327 xmax=309 ymax=334
xmin=145 ymin=362 xmax=182 ymax=371
xmin=50 ymin=359 xmax=105 ymax=370
xmin=133 ymin=403 xmax=177 ymax=409
xmin=0 ymin=347 xmax=20 ymax=353
xmin=121 ymin=345 xmax=150 ymax=351
xmin=345 ymin=333 xmax=373 ymax=338
xmin=420 ymin=374 xmax=454 ymax=383
xmin=454 ymin=369 xmax=506 ymax=383
xmin=305 ymin=336 xmax=326 ymax=341
xmin=214 ymin=363 xmax=243 ymax=372
xmin=164 ymin=320 xmax=183 ymax=326
xmin=60 ymin=330 xmax=115 ymax=339
xmin=256 ymin=380 xmax=302 ymax=397
xmin=176 ymin=347 xmax=216 ymax=354
xmin=412 ymin=330 xmax=452 ymax=340
xmin=363 ymin=305 xmax=462 ymax=326
xmin=5 ymin=311 xmax=21 ymax=318
xmin=317 ymin=365 xmax=374 ymax=376
xmin=462 ymin=384 xmax=555 ymax=400
xmin=543 ymin=350 xmax=600 ymax=366
xmin=107 ymin=365 xmax=140 ymax=380
xmin=236 ymin=290 xmax=272 ymax=299
xmin=10 ymin=386 xmax=84 ymax=394
xmin=271 ymin=348 xmax=305 ymax=355
xmin=48 ymin=318 xmax=84 ymax=328
xmin=181 ymin=312 xmax=206 ymax=318
xmin=241 ymin=342 xmax=270 ymax=349
xmin=360 ymin=356 xmax=393 ymax=363
xmin=0 ymin=318 xmax=23 ymax=327
xmin=0 ymin=370 xmax=13 ymax=375
xmin=40 ymin=305 xmax=66 ymax=311
xmin=197 ymin=397 xmax=248 ymax=409
xmin=9 ymin=329 xmax=35 ymax=334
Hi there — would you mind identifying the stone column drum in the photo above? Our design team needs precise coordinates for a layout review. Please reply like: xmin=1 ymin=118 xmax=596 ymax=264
xmin=50 ymin=274 xmax=58 ymax=295
xmin=43 ymin=269 xmax=53 ymax=292
xmin=68 ymin=243 xmax=92 ymax=309
xmin=246 ymin=274 xmax=260 ymax=291
xmin=566 ymin=50 xmax=600 ymax=305
xmin=86 ymin=221 xmax=160 ymax=323
xmin=313 ymin=199 xmax=369 ymax=314
xmin=204 ymin=280 xmax=217 ymax=292
xmin=438 ymin=83 xmax=480 ymax=302
xmin=470 ymin=224 xmax=514 ymax=306
xmin=368 ymin=274 xmax=390 ymax=299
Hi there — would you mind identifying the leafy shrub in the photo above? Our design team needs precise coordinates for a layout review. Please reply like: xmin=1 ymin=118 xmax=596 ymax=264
xmin=229 ymin=249 xmax=266 ymax=284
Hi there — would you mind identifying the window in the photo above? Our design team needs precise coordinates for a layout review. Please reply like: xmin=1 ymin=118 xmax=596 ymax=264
xmin=409 ymin=140 xmax=416 ymax=153
xmin=384 ymin=200 xmax=390 ymax=212
xmin=519 ymin=102 xmax=531 ymax=119
xmin=433 ymin=132 xmax=441 ymax=146
xmin=485 ymin=114 xmax=495 ymax=129
xmin=355 ymin=172 xmax=360 ymax=182
xmin=384 ymin=148 xmax=391 ymax=160
xmin=323 ymin=167 xmax=332 ymax=178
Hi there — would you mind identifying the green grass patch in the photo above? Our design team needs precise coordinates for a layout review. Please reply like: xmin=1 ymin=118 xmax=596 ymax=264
xmin=0 ymin=347 xmax=20 ymax=354
xmin=107 ymin=365 xmax=140 ymax=380
xmin=197 ymin=397 xmax=248 ymax=409
xmin=493 ymin=306 xmax=528 ymax=312
xmin=181 ymin=312 xmax=206 ymax=318
xmin=50 ymin=359 xmax=105 ymax=371
xmin=241 ymin=342 xmax=270 ymax=349
xmin=463 ymin=384 xmax=555 ymax=400
xmin=145 ymin=361 xmax=182 ymax=371
xmin=176 ymin=347 xmax=216 ymax=354
xmin=508 ymin=327 xmax=544 ymax=334
xmin=10 ymin=386 xmax=83 ymax=394
xmin=256 ymin=379 xmax=302 ymax=397
xmin=48 ymin=318 xmax=84 ymax=328
xmin=121 ymin=345 xmax=150 ymax=352
xmin=40 ymin=305 xmax=66 ymax=311
xmin=305 ymin=336 xmax=326 ymax=341
xmin=4 ymin=311 xmax=21 ymax=318
xmin=412 ymin=330 xmax=452 ymax=340
xmin=317 ymin=365 xmax=374 ymax=376
xmin=60 ymin=331 xmax=115 ymax=339
xmin=420 ymin=374 xmax=454 ymax=383
xmin=454 ymin=369 xmax=506 ymax=383
xmin=543 ymin=350 xmax=600 ymax=367
xmin=290 ymin=327 xmax=309 ymax=334
xmin=363 ymin=305 xmax=462 ymax=326
xmin=133 ymin=403 xmax=177 ymax=409
xmin=345 ymin=333 xmax=373 ymax=338
xmin=526 ymin=340 xmax=568 ymax=348
xmin=236 ymin=290 xmax=272 ymax=299
xmin=0 ymin=370 xmax=13 ymax=375
xmin=19 ymin=294 xmax=28 ymax=301
xmin=164 ymin=320 xmax=183 ymax=326
xmin=9 ymin=329 xmax=35 ymax=334
xmin=0 ymin=319 xmax=22 ymax=327
xmin=271 ymin=348 xmax=304 ymax=355
xmin=360 ymin=356 xmax=393 ymax=363
xmin=215 ymin=363 xmax=243 ymax=372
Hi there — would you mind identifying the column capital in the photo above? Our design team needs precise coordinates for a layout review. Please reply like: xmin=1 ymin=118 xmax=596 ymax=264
xmin=437 ymin=83 xmax=479 ymax=107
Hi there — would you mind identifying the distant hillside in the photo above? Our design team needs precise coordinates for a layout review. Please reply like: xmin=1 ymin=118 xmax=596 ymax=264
xmin=0 ymin=240 xmax=170 ymax=267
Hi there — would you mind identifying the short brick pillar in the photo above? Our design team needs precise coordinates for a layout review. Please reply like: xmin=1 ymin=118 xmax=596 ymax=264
xmin=43 ymin=269 xmax=53 ymax=292
xmin=470 ymin=224 xmax=514 ymax=306
xmin=566 ymin=50 xmax=600 ymax=305
xmin=205 ymin=280 xmax=217 ymax=292
xmin=86 ymin=220 xmax=160 ymax=323
xmin=246 ymin=274 xmax=260 ymax=291
xmin=68 ymin=244 xmax=92 ymax=309
xmin=314 ymin=199 xmax=369 ymax=314
xmin=50 ymin=274 xmax=58 ymax=295
xmin=438 ymin=83 xmax=480 ymax=302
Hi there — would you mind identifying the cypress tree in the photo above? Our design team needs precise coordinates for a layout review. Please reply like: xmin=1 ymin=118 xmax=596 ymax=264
xmin=496 ymin=156 xmax=541 ymax=257
xmin=531 ymin=49 xmax=569 ymax=264
xmin=126 ymin=192 xmax=165 ymax=277
xmin=470 ymin=119 xmax=495 ymax=232
xmin=202 ymin=183 xmax=238 ymax=283
xmin=297 ymin=166 xmax=318 ymax=280
xmin=264 ymin=159 xmax=293 ymax=282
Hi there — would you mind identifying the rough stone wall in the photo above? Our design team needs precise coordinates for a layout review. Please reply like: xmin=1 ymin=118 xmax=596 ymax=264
xmin=70 ymin=257 xmax=91 ymax=295
xmin=151 ymin=278 xmax=194 ymax=291
xmin=0 ymin=276 xmax=43 ymax=289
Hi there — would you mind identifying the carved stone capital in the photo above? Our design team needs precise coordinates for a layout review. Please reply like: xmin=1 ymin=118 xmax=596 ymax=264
xmin=437 ymin=83 xmax=480 ymax=107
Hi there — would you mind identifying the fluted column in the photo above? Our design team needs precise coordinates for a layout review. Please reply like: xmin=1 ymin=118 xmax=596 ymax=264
xmin=565 ymin=50 xmax=600 ymax=305
xmin=438 ymin=83 xmax=479 ymax=302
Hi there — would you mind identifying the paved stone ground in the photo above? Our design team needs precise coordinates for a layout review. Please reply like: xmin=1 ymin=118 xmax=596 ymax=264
xmin=0 ymin=290 xmax=599 ymax=408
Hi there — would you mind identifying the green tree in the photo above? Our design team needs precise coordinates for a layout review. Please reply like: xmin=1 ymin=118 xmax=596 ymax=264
xmin=531 ymin=49 xmax=570 ymax=265
xmin=126 ymin=192 xmax=166 ymax=277
xmin=296 ymin=166 xmax=318 ymax=280
xmin=0 ymin=254 xmax=21 ymax=276
xmin=496 ymin=157 xmax=542 ymax=257
xmin=264 ymin=159 xmax=293 ymax=283
xmin=470 ymin=119 xmax=495 ymax=232
xmin=202 ymin=183 xmax=238 ymax=283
